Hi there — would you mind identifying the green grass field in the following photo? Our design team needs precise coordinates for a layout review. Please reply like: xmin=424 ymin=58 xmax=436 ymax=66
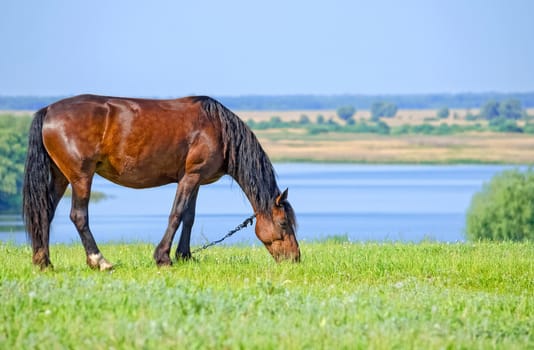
xmin=1 ymin=242 xmax=532 ymax=349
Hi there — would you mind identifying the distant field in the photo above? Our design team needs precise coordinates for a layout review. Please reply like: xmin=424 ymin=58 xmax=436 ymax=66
xmin=235 ymin=108 xmax=534 ymax=164
xmin=238 ymin=108 xmax=482 ymax=124
xmin=255 ymin=131 xmax=534 ymax=164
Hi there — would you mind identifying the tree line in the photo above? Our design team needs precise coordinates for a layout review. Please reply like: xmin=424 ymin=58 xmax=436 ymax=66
xmin=248 ymin=98 xmax=533 ymax=135
xmin=1 ymin=92 xmax=534 ymax=111
xmin=222 ymin=93 xmax=534 ymax=110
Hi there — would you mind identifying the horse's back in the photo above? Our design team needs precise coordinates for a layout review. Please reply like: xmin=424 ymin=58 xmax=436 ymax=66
xmin=42 ymin=95 xmax=225 ymax=188
xmin=46 ymin=94 xmax=200 ymax=120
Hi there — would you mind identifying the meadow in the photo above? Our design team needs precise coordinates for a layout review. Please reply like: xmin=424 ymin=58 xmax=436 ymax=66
xmin=1 ymin=241 xmax=532 ymax=349
xmin=240 ymin=108 xmax=534 ymax=164
xmin=257 ymin=131 xmax=534 ymax=164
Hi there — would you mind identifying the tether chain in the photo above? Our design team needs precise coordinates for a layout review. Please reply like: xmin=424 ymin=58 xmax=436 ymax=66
xmin=191 ymin=214 xmax=256 ymax=254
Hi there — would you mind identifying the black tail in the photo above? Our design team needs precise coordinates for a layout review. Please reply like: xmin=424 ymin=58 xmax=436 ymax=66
xmin=22 ymin=107 xmax=53 ymax=256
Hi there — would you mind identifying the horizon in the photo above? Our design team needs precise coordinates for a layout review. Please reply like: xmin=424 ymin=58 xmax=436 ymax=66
xmin=2 ymin=91 xmax=534 ymax=98
xmin=3 ymin=92 xmax=534 ymax=111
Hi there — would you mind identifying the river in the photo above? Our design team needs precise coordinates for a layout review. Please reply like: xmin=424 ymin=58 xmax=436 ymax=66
xmin=0 ymin=164 xmax=521 ymax=246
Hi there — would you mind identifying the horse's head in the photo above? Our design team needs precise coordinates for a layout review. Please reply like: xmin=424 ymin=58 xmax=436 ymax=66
xmin=255 ymin=188 xmax=300 ymax=262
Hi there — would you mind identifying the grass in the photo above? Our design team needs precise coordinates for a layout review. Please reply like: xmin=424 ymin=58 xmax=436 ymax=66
xmin=1 ymin=242 xmax=532 ymax=349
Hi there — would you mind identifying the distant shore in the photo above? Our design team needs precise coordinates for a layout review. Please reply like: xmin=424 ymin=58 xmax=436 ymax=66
xmin=242 ymin=108 xmax=534 ymax=164
xmin=259 ymin=132 xmax=534 ymax=164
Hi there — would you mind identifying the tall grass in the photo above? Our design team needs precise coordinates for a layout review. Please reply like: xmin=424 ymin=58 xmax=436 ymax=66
xmin=1 ymin=242 xmax=532 ymax=349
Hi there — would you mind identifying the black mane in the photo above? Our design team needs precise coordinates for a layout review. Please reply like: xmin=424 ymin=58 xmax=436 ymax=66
xmin=196 ymin=96 xmax=279 ymax=215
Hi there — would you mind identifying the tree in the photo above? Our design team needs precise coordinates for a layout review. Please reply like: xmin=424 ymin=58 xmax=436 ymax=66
xmin=466 ymin=169 xmax=534 ymax=241
xmin=336 ymin=106 xmax=356 ymax=123
xmin=299 ymin=114 xmax=310 ymax=125
xmin=479 ymin=100 xmax=500 ymax=120
xmin=436 ymin=107 xmax=450 ymax=119
xmin=371 ymin=102 xmax=398 ymax=121
xmin=498 ymin=99 xmax=524 ymax=120
xmin=0 ymin=116 xmax=30 ymax=213
xmin=479 ymin=99 xmax=526 ymax=121
xmin=268 ymin=116 xmax=283 ymax=127
xmin=246 ymin=119 xmax=256 ymax=128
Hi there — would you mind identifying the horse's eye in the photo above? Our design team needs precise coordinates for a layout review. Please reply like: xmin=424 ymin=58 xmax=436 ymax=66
xmin=279 ymin=221 xmax=289 ymax=230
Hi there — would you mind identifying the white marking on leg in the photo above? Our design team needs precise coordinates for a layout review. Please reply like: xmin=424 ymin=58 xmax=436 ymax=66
xmin=88 ymin=253 xmax=103 ymax=266
xmin=88 ymin=253 xmax=113 ymax=271
xmin=99 ymin=258 xmax=113 ymax=271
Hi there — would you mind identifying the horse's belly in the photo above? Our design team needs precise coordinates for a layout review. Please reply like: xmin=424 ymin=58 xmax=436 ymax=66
xmin=95 ymin=160 xmax=177 ymax=189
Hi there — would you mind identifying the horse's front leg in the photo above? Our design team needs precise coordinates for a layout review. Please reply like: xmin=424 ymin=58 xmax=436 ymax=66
xmin=176 ymin=187 xmax=199 ymax=261
xmin=154 ymin=175 xmax=200 ymax=266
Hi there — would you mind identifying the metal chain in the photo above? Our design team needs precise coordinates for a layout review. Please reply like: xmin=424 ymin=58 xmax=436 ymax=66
xmin=191 ymin=214 xmax=256 ymax=254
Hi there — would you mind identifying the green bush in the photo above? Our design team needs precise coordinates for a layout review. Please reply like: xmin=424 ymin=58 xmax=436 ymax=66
xmin=371 ymin=101 xmax=398 ymax=120
xmin=336 ymin=105 xmax=356 ymax=122
xmin=488 ymin=117 xmax=522 ymax=133
xmin=437 ymin=107 xmax=450 ymax=119
xmin=466 ymin=169 xmax=534 ymax=241
xmin=0 ymin=114 xmax=31 ymax=213
xmin=307 ymin=125 xmax=333 ymax=135
xmin=522 ymin=123 xmax=534 ymax=134
xmin=298 ymin=114 xmax=310 ymax=125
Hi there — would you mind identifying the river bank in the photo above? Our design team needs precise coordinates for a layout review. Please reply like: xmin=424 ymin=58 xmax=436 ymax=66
xmin=256 ymin=131 xmax=534 ymax=164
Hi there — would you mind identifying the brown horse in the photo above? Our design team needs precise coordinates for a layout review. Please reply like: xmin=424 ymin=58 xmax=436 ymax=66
xmin=23 ymin=94 xmax=300 ymax=270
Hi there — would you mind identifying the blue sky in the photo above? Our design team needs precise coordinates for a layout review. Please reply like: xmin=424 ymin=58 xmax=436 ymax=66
xmin=1 ymin=0 xmax=533 ymax=96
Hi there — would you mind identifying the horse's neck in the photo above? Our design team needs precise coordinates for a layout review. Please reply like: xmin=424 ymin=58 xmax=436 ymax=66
xmin=229 ymin=165 xmax=278 ymax=216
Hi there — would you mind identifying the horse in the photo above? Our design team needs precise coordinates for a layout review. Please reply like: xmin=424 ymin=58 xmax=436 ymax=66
xmin=22 ymin=94 xmax=300 ymax=270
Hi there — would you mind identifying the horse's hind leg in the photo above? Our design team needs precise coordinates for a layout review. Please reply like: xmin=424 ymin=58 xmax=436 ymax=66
xmin=70 ymin=176 xmax=113 ymax=271
xmin=32 ymin=164 xmax=69 ymax=268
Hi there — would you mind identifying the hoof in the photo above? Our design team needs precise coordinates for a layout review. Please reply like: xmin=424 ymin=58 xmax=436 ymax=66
xmin=33 ymin=249 xmax=53 ymax=270
xmin=87 ymin=253 xmax=114 ymax=271
xmin=34 ymin=260 xmax=54 ymax=270
xmin=156 ymin=257 xmax=173 ymax=267
xmin=98 ymin=259 xmax=114 ymax=271
xmin=154 ymin=247 xmax=172 ymax=267
xmin=175 ymin=251 xmax=192 ymax=261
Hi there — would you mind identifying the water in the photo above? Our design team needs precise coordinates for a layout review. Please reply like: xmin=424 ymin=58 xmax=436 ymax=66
xmin=0 ymin=164 xmax=520 ymax=246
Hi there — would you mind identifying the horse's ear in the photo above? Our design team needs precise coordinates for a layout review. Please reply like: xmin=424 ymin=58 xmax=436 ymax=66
xmin=275 ymin=188 xmax=289 ymax=207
